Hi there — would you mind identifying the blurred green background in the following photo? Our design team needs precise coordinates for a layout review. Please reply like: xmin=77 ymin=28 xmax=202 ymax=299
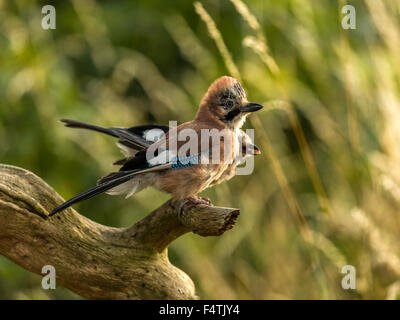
xmin=1 ymin=0 xmax=400 ymax=299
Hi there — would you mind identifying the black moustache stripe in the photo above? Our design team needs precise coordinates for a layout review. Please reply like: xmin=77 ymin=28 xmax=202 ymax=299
xmin=224 ymin=108 xmax=241 ymax=121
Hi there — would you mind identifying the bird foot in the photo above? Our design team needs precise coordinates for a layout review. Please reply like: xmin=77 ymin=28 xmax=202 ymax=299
xmin=182 ymin=196 xmax=213 ymax=211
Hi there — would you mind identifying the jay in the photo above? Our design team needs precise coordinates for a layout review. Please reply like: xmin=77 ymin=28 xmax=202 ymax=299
xmin=50 ymin=76 xmax=262 ymax=216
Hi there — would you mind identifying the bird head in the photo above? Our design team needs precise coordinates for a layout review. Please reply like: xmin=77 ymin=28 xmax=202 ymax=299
xmin=197 ymin=76 xmax=263 ymax=129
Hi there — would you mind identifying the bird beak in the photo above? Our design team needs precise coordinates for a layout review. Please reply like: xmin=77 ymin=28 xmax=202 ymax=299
xmin=239 ymin=102 xmax=263 ymax=113
xmin=247 ymin=144 xmax=261 ymax=155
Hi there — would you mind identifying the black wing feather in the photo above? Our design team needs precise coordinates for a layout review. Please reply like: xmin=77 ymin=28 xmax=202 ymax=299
xmin=49 ymin=170 xmax=140 ymax=216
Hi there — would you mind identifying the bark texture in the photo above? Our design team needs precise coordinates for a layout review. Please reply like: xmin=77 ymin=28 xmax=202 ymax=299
xmin=0 ymin=164 xmax=240 ymax=299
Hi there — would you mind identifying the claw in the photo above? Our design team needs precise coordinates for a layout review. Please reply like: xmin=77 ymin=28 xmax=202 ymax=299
xmin=182 ymin=196 xmax=213 ymax=211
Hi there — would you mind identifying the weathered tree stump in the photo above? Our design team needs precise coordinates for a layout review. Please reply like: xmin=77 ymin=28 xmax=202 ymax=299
xmin=0 ymin=164 xmax=240 ymax=299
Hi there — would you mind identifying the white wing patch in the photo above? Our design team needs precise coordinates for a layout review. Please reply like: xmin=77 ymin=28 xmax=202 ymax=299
xmin=143 ymin=129 xmax=165 ymax=142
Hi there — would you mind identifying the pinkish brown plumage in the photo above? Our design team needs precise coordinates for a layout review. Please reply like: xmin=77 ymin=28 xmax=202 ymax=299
xmin=50 ymin=76 xmax=263 ymax=216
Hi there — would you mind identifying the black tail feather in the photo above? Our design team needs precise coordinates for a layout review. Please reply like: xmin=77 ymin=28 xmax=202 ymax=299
xmin=49 ymin=170 xmax=139 ymax=216
xmin=60 ymin=119 xmax=119 ymax=138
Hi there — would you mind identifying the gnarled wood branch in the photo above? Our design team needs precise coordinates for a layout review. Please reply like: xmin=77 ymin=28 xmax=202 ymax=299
xmin=0 ymin=164 xmax=240 ymax=299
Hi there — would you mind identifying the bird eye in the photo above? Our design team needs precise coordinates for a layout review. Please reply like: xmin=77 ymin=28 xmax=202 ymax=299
xmin=224 ymin=100 xmax=234 ymax=109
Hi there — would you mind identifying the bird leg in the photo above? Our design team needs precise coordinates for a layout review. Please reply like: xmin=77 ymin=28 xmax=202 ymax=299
xmin=182 ymin=196 xmax=213 ymax=212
